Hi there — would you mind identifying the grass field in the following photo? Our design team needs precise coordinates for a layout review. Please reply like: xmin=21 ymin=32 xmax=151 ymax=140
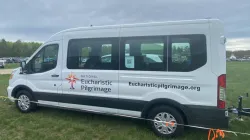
xmin=1 ymin=62 xmax=250 ymax=140
xmin=3 ymin=63 xmax=19 ymax=69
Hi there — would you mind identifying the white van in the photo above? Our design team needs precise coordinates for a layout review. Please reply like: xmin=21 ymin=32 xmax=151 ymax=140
xmin=0 ymin=60 xmax=6 ymax=68
xmin=7 ymin=19 xmax=228 ymax=138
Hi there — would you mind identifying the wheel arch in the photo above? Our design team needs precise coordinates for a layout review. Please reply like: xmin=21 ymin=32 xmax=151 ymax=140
xmin=141 ymin=98 xmax=189 ymax=124
xmin=11 ymin=85 xmax=35 ymax=100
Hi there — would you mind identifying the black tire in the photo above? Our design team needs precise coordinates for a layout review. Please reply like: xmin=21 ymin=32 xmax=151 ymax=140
xmin=147 ymin=106 xmax=184 ymax=138
xmin=15 ymin=90 xmax=37 ymax=113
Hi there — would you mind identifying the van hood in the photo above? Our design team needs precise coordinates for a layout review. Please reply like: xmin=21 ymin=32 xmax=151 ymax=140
xmin=12 ymin=67 xmax=21 ymax=74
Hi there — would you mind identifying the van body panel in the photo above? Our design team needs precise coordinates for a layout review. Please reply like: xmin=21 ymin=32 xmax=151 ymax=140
xmin=209 ymin=20 xmax=226 ymax=76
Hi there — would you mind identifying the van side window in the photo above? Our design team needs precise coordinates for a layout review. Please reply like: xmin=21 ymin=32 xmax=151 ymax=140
xmin=141 ymin=43 xmax=164 ymax=63
xmin=120 ymin=36 xmax=166 ymax=71
xmin=67 ymin=38 xmax=118 ymax=70
xmin=30 ymin=44 xmax=59 ymax=73
xmin=79 ymin=47 xmax=91 ymax=68
xmin=168 ymin=34 xmax=206 ymax=72
xmin=101 ymin=44 xmax=112 ymax=63
xmin=171 ymin=42 xmax=191 ymax=64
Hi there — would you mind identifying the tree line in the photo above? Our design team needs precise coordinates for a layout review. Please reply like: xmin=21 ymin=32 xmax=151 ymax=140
xmin=226 ymin=50 xmax=250 ymax=58
xmin=0 ymin=39 xmax=42 ymax=57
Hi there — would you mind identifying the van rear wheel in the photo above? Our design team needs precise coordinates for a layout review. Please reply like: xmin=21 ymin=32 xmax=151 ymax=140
xmin=147 ymin=106 xmax=184 ymax=138
xmin=15 ymin=90 xmax=37 ymax=113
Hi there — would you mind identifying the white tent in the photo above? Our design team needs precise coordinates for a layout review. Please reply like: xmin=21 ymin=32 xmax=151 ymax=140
xmin=230 ymin=53 xmax=236 ymax=60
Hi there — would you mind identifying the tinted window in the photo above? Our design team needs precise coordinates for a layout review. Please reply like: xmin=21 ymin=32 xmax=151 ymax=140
xmin=120 ymin=36 xmax=166 ymax=71
xmin=67 ymin=38 xmax=118 ymax=70
xmin=171 ymin=42 xmax=191 ymax=63
xmin=168 ymin=34 xmax=206 ymax=72
xmin=101 ymin=44 xmax=112 ymax=63
xmin=30 ymin=44 xmax=59 ymax=73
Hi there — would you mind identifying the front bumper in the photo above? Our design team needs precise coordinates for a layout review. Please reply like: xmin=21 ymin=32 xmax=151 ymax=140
xmin=7 ymin=86 xmax=15 ymax=102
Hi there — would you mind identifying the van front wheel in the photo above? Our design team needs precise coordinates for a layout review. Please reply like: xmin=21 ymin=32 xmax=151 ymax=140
xmin=147 ymin=106 xmax=184 ymax=138
xmin=15 ymin=90 xmax=37 ymax=113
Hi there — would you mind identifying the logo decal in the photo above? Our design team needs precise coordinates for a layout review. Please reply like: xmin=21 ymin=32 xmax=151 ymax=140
xmin=66 ymin=72 xmax=79 ymax=89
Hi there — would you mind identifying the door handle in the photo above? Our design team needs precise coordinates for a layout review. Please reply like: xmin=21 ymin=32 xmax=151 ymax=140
xmin=51 ymin=74 xmax=59 ymax=77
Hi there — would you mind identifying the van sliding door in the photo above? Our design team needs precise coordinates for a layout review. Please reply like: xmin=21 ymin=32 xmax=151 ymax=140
xmin=60 ymin=29 xmax=120 ymax=114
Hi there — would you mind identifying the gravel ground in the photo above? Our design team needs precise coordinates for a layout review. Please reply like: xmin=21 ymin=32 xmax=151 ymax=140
xmin=0 ymin=69 xmax=13 ymax=74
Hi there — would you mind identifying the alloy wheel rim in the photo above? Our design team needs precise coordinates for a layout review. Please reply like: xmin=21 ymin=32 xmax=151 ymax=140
xmin=153 ymin=112 xmax=177 ymax=134
xmin=18 ymin=95 xmax=30 ymax=111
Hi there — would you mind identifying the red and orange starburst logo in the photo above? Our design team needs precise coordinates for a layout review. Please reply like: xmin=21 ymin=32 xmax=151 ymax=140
xmin=65 ymin=72 xmax=79 ymax=89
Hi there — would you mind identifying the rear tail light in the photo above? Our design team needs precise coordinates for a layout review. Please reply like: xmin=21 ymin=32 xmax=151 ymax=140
xmin=217 ymin=74 xmax=226 ymax=109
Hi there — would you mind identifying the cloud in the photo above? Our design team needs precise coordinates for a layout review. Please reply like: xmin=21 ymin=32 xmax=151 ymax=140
xmin=0 ymin=0 xmax=249 ymax=50
xmin=226 ymin=38 xmax=250 ymax=51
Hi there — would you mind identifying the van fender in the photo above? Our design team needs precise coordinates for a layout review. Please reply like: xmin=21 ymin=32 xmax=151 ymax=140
xmin=11 ymin=85 xmax=36 ymax=100
xmin=141 ymin=98 xmax=191 ymax=124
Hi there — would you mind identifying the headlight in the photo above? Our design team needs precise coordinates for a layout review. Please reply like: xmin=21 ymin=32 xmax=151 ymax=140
xmin=9 ymin=68 xmax=18 ymax=80
xmin=9 ymin=73 xmax=14 ymax=79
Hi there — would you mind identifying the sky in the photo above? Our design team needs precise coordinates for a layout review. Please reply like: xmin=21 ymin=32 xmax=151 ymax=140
xmin=0 ymin=0 xmax=249 ymax=51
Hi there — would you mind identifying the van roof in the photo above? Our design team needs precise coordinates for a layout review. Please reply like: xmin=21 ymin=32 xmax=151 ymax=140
xmin=48 ymin=18 xmax=221 ymax=41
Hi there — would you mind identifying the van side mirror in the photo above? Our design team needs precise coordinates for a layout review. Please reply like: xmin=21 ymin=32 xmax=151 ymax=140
xmin=20 ymin=61 xmax=27 ymax=74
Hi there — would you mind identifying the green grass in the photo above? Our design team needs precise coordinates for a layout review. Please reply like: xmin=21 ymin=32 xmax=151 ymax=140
xmin=3 ymin=63 xmax=19 ymax=69
xmin=1 ymin=62 xmax=250 ymax=140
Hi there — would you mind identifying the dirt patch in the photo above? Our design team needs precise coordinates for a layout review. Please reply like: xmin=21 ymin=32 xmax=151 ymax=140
xmin=0 ymin=69 xmax=13 ymax=74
